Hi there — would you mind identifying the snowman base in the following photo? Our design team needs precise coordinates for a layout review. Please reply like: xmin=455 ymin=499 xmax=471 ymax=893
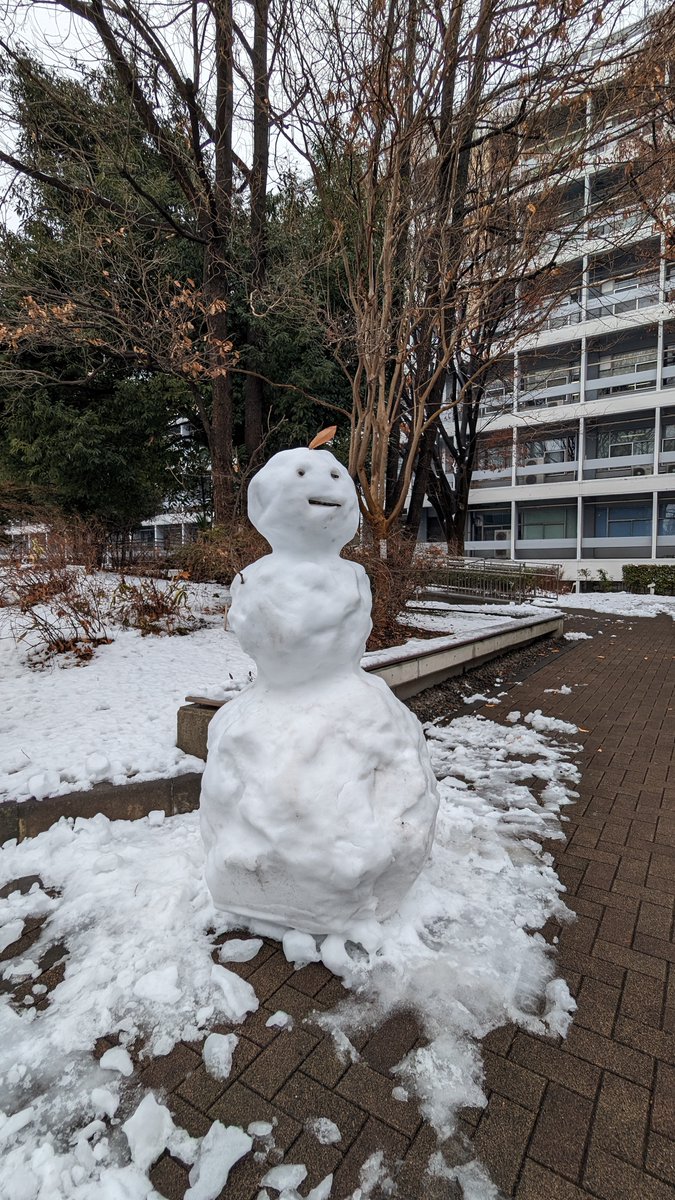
xmin=200 ymin=671 xmax=438 ymax=936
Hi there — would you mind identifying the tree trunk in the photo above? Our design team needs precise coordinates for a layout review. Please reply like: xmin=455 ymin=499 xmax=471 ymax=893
xmin=244 ymin=0 xmax=270 ymax=464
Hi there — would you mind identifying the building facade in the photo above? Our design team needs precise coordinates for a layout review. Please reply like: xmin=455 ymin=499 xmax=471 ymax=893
xmin=441 ymin=110 xmax=675 ymax=583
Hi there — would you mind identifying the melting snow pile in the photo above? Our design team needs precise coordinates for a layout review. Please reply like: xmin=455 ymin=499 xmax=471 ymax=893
xmin=0 ymin=712 xmax=579 ymax=1198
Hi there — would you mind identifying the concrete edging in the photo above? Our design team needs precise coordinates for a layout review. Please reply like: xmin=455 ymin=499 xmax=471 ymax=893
xmin=1 ymin=772 xmax=203 ymax=846
xmin=177 ymin=613 xmax=564 ymax=759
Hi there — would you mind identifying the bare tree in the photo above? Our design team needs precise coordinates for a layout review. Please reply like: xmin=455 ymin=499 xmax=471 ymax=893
xmin=273 ymin=0 xmax=675 ymax=548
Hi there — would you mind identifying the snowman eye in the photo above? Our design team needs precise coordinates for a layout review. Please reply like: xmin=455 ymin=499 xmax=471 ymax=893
xmin=297 ymin=468 xmax=305 ymax=476
xmin=331 ymin=471 xmax=339 ymax=479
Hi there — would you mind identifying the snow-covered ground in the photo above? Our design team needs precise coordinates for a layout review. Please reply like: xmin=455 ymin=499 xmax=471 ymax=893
xmin=0 ymin=710 xmax=580 ymax=1200
xmin=534 ymin=591 xmax=675 ymax=620
xmin=0 ymin=586 xmax=552 ymax=805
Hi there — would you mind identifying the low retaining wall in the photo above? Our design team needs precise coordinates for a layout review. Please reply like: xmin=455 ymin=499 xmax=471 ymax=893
xmin=177 ymin=612 xmax=563 ymax=761
xmin=0 ymin=772 xmax=202 ymax=846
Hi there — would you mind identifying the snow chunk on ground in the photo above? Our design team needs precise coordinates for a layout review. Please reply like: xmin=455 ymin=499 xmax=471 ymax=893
xmin=248 ymin=1121 xmax=274 ymax=1138
xmin=282 ymin=930 xmax=321 ymax=967
xmin=306 ymin=1117 xmax=341 ymax=1145
xmin=261 ymin=1163 xmax=308 ymax=1191
xmin=265 ymin=1010 xmax=293 ymax=1030
xmin=218 ymin=937 xmax=263 ymax=963
xmin=133 ymin=963 xmax=182 ymax=1004
xmin=564 ymin=631 xmax=593 ymax=641
xmin=524 ymin=710 xmax=578 ymax=735
xmin=185 ymin=1122 xmax=252 ymax=1200
xmin=0 ymin=920 xmax=24 ymax=954
xmin=210 ymin=964 xmax=259 ymax=1022
xmin=203 ymin=1032 xmax=238 ymax=1080
xmin=122 ymin=1093 xmax=176 ymax=1171
xmin=99 ymin=1046 xmax=134 ymax=1076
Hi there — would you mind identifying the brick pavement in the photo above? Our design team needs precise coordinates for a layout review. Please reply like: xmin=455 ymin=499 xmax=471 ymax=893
xmin=1 ymin=610 xmax=674 ymax=1198
xmin=464 ymin=611 xmax=675 ymax=1199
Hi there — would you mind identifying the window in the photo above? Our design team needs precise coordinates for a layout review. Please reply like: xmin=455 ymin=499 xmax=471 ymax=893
xmin=587 ymin=423 xmax=654 ymax=459
xmin=658 ymin=501 xmax=675 ymax=536
xmin=593 ymin=503 xmax=652 ymax=538
xmin=470 ymin=509 xmax=510 ymax=541
xmin=518 ymin=506 xmax=577 ymax=540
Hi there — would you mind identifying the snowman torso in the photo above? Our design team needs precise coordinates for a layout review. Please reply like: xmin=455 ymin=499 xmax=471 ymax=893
xmin=199 ymin=448 xmax=439 ymax=935
xmin=229 ymin=554 xmax=371 ymax=686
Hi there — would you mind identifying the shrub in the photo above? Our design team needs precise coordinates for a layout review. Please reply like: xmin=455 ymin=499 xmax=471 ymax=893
xmin=622 ymin=564 xmax=675 ymax=595
xmin=1 ymin=559 xmax=112 ymax=663
xmin=109 ymin=575 xmax=199 ymax=635
xmin=344 ymin=534 xmax=423 ymax=651
xmin=169 ymin=524 xmax=269 ymax=585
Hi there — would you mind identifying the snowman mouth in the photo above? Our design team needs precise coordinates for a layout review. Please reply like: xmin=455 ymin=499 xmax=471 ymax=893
xmin=308 ymin=498 xmax=342 ymax=507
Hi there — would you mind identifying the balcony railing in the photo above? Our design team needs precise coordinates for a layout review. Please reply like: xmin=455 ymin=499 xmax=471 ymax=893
xmin=586 ymin=283 xmax=659 ymax=320
xmin=516 ymin=460 xmax=578 ymax=485
xmin=586 ymin=358 xmax=657 ymax=397
xmin=471 ymin=467 xmax=512 ymax=489
xmin=583 ymin=451 xmax=654 ymax=480
xmin=518 ymin=375 xmax=581 ymax=410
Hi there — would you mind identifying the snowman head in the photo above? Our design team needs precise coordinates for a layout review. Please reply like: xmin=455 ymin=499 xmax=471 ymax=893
xmin=248 ymin=448 xmax=359 ymax=554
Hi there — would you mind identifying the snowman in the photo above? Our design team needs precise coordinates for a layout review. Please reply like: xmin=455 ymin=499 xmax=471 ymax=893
xmin=199 ymin=447 xmax=439 ymax=937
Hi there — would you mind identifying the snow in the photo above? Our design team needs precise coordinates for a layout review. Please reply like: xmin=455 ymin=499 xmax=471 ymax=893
xmin=203 ymin=1032 xmax=238 ymax=1080
xmin=122 ymin=1093 xmax=179 ymax=1171
xmin=0 ymin=582 xmax=253 ymax=802
xmin=535 ymin=592 xmax=675 ymax=619
xmin=0 ymin=705 xmax=580 ymax=1196
xmin=200 ymin=449 xmax=439 ymax=934
xmin=218 ymin=937 xmax=263 ymax=963
xmin=564 ymin=631 xmax=593 ymax=641
xmin=261 ymin=1163 xmax=308 ymax=1191
xmin=209 ymin=965 xmax=259 ymax=1022
xmin=99 ymin=1047 xmax=133 ymax=1076
xmin=185 ymin=1122 xmax=252 ymax=1200
xmin=265 ymin=1010 xmax=293 ymax=1030
xmin=306 ymin=1117 xmax=341 ymax=1145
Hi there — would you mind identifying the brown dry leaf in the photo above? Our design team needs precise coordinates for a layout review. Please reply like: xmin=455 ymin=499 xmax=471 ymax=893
xmin=308 ymin=425 xmax=337 ymax=449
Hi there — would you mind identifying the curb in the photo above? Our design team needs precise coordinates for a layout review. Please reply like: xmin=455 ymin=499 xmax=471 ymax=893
xmin=1 ymin=772 xmax=202 ymax=845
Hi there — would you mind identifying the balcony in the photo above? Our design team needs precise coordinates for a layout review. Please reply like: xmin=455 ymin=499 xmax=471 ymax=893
xmin=586 ymin=277 xmax=660 ymax=321
xmin=544 ymin=306 xmax=582 ymax=331
xmin=516 ymin=459 xmax=578 ymax=486
xmin=581 ymin=535 xmax=652 ymax=558
xmin=471 ymin=467 xmax=512 ymax=490
xmin=479 ymin=386 xmax=513 ymax=418
xmin=518 ymin=371 xmax=581 ymax=411
xmin=583 ymin=452 xmax=653 ymax=481
xmin=585 ymin=353 xmax=657 ymax=399
xmin=659 ymin=434 xmax=675 ymax=475
xmin=465 ymin=537 xmax=511 ymax=558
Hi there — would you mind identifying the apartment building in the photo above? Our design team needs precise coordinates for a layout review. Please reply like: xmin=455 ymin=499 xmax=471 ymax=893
xmin=448 ymin=97 xmax=675 ymax=583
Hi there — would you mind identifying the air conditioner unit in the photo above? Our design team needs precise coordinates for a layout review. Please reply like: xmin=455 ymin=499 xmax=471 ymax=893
xmin=495 ymin=531 xmax=510 ymax=542
xmin=667 ymin=464 xmax=675 ymax=474
xmin=632 ymin=467 xmax=648 ymax=477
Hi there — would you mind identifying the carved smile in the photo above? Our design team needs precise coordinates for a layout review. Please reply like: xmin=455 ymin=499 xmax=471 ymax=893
xmin=308 ymin=498 xmax=342 ymax=507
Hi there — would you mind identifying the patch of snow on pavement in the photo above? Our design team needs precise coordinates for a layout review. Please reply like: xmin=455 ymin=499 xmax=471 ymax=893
xmin=535 ymin=592 xmax=675 ymax=619
xmin=0 ymin=711 xmax=580 ymax=1194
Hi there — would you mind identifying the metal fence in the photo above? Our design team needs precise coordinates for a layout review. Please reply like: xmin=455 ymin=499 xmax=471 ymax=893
xmin=419 ymin=556 xmax=564 ymax=602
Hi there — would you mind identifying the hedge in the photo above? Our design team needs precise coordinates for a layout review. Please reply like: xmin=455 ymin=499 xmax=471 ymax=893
xmin=622 ymin=564 xmax=675 ymax=595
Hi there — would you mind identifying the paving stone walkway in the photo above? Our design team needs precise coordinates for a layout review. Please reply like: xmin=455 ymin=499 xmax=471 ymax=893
xmin=1 ymin=608 xmax=673 ymax=1198
xmin=465 ymin=610 xmax=675 ymax=1199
